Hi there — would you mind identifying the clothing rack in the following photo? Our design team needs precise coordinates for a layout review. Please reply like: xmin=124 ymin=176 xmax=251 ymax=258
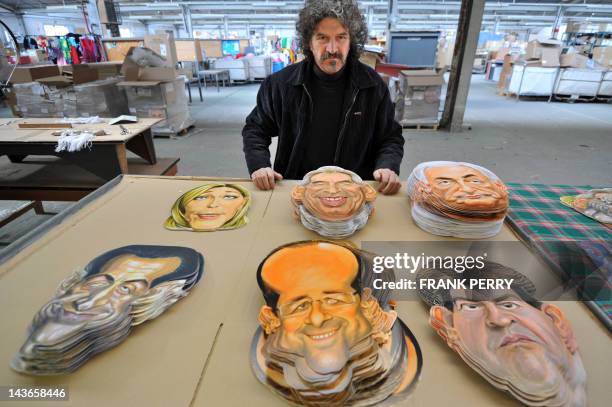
xmin=20 ymin=34 xmax=106 ymax=65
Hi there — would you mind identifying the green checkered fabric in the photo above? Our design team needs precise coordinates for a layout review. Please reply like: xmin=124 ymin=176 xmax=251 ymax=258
xmin=505 ymin=183 xmax=611 ymax=330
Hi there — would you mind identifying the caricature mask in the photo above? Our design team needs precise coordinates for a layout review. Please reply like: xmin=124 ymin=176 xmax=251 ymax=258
xmin=12 ymin=245 xmax=204 ymax=375
xmin=251 ymin=241 xmax=422 ymax=406
xmin=406 ymin=161 xmax=509 ymax=238
xmin=165 ymin=183 xmax=251 ymax=232
xmin=417 ymin=263 xmax=587 ymax=407
xmin=291 ymin=166 xmax=377 ymax=239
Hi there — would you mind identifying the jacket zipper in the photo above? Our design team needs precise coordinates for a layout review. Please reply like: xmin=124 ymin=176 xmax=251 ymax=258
xmin=283 ymin=84 xmax=314 ymax=171
xmin=302 ymin=84 xmax=314 ymax=119
xmin=334 ymin=88 xmax=359 ymax=164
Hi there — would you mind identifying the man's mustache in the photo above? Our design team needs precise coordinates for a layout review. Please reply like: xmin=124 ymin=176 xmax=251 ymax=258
xmin=321 ymin=52 xmax=343 ymax=61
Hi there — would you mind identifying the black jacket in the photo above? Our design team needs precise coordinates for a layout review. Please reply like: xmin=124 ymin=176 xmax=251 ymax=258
xmin=242 ymin=56 xmax=404 ymax=180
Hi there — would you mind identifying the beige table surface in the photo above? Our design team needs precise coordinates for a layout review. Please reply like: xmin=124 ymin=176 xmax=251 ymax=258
xmin=0 ymin=176 xmax=608 ymax=407
xmin=0 ymin=118 xmax=160 ymax=143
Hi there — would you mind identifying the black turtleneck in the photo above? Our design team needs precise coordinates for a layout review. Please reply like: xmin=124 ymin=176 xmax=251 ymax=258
xmin=298 ymin=62 xmax=349 ymax=176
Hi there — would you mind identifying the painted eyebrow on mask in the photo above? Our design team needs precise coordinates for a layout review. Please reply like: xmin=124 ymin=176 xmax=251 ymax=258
xmin=454 ymin=294 xmax=520 ymax=304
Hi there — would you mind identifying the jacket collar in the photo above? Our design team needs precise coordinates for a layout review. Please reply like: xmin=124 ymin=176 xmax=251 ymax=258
xmin=289 ymin=53 xmax=377 ymax=89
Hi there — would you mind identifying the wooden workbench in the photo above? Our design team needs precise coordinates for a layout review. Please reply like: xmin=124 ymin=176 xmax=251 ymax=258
xmin=0 ymin=118 xmax=161 ymax=181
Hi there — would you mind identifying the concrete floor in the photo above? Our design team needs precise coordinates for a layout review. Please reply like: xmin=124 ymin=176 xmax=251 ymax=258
xmin=0 ymin=74 xmax=610 ymax=245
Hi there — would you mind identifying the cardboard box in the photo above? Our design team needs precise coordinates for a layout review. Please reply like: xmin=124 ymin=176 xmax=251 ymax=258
xmin=36 ymin=75 xmax=73 ymax=87
xmin=359 ymin=51 xmax=379 ymax=69
xmin=9 ymin=65 xmax=60 ymax=84
xmin=436 ymin=39 xmax=455 ymax=69
xmin=175 ymin=40 xmax=204 ymax=62
xmin=525 ymin=39 xmax=561 ymax=61
xmin=396 ymin=69 xmax=445 ymax=123
xmin=144 ymin=32 xmax=178 ymax=67
xmin=540 ymin=47 xmax=561 ymax=67
xmin=399 ymin=69 xmax=445 ymax=87
xmin=560 ymin=53 xmax=589 ymax=69
xmin=86 ymin=62 xmax=123 ymax=79
xmin=593 ymin=47 xmax=612 ymax=67
xmin=4 ymin=91 xmax=21 ymax=117
xmin=121 ymin=47 xmax=179 ymax=82
xmin=67 ymin=64 xmax=100 ymax=84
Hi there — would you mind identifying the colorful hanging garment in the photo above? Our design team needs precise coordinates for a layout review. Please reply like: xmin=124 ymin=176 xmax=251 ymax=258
xmin=59 ymin=37 xmax=72 ymax=65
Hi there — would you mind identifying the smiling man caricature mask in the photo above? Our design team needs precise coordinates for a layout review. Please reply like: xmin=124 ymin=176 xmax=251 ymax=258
xmin=165 ymin=183 xmax=251 ymax=232
xmin=251 ymin=241 xmax=422 ymax=406
xmin=291 ymin=166 xmax=377 ymax=239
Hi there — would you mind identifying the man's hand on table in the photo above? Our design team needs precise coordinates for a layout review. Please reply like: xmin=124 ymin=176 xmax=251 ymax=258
xmin=252 ymin=167 xmax=283 ymax=190
xmin=373 ymin=169 xmax=401 ymax=195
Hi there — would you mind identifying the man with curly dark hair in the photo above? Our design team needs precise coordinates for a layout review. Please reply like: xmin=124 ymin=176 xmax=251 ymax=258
xmin=242 ymin=0 xmax=404 ymax=195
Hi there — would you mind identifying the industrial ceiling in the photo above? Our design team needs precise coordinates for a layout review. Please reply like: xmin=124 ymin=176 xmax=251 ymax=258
xmin=1 ymin=1 xmax=611 ymax=33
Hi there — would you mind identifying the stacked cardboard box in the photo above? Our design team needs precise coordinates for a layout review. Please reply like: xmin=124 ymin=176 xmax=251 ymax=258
xmin=71 ymin=78 xmax=129 ymax=117
xmin=11 ymin=82 xmax=67 ymax=117
xmin=118 ymin=47 xmax=193 ymax=136
xmin=593 ymin=47 xmax=612 ymax=68
xmin=560 ymin=53 xmax=589 ymax=69
xmin=121 ymin=78 xmax=193 ymax=136
xmin=436 ymin=38 xmax=455 ymax=70
xmin=9 ymin=65 xmax=60 ymax=84
xmin=144 ymin=32 xmax=178 ymax=67
xmin=394 ymin=69 xmax=445 ymax=125
xmin=524 ymin=39 xmax=561 ymax=67
xmin=12 ymin=78 xmax=129 ymax=118
xmin=9 ymin=63 xmax=128 ymax=118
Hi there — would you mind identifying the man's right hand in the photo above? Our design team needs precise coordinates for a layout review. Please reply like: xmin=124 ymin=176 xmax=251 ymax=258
xmin=251 ymin=167 xmax=283 ymax=190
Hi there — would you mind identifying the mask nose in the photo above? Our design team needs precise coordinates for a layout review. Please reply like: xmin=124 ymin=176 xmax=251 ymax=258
xmin=457 ymin=179 xmax=476 ymax=193
xmin=75 ymin=286 xmax=115 ymax=311
xmin=205 ymin=196 xmax=219 ymax=208
xmin=484 ymin=303 xmax=514 ymax=328
xmin=305 ymin=301 xmax=331 ymax=328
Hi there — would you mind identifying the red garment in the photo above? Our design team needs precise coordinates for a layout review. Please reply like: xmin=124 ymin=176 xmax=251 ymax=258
xmin=70 ymin=46 xmax=80 ymax=64
xmin=80 ymin=38 xmax=97 ymax=63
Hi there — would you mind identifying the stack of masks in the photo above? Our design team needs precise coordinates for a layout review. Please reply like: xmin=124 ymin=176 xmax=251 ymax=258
xmin=251 ymin=241 xmax=422 ymax=406
xmin=11 ymin=245 xmax=204 ymax=375
xmin=560 ymin=188 xmax=611 ymax=227
xmin=416 ymin=262 xmax=587 ymax=407
xmin=291 ymin=166 xmax=377 ymax=239
xmin=407 ymin=161 xmax=509 ymax=238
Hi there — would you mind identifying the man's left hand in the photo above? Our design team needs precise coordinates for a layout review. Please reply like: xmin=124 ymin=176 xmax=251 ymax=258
xmin=373 ymin=169 xmax=401 ymax=195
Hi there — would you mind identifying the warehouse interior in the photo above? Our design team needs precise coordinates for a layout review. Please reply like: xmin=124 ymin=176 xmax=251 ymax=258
xmin=0 ymin=1 xmax=610 ymax=241
xmin=0 ymin=1 xmax=610 ymax=406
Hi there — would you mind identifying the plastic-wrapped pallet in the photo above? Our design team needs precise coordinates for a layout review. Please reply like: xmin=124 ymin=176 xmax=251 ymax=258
xmin=74 ymin=78 xmax=129 ymax=117
xmin=554 ymin=68 xmax=605 ymax=97
xmin=122 ymin=77 xmax=194 ymax=136
xmin=507 ymin=65 xmax=557 ymax=96
xmin=12 ymin=82 xmax=67 ymax=118
xmin=213 ymin=59 xmax=248 ymax=82
xmin=394 ymin=70 xmax=444 ymax=125
xmin=597 ymin=71 xmax=612 ymax=97
xmin=245 ymin=56 xmax=271 ymax=80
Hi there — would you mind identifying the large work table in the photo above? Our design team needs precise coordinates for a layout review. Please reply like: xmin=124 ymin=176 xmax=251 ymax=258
xmin=0 ymin=118 xmax=161 ymax=181
xmin=0 ymin=176 xmax=608 ymax=406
